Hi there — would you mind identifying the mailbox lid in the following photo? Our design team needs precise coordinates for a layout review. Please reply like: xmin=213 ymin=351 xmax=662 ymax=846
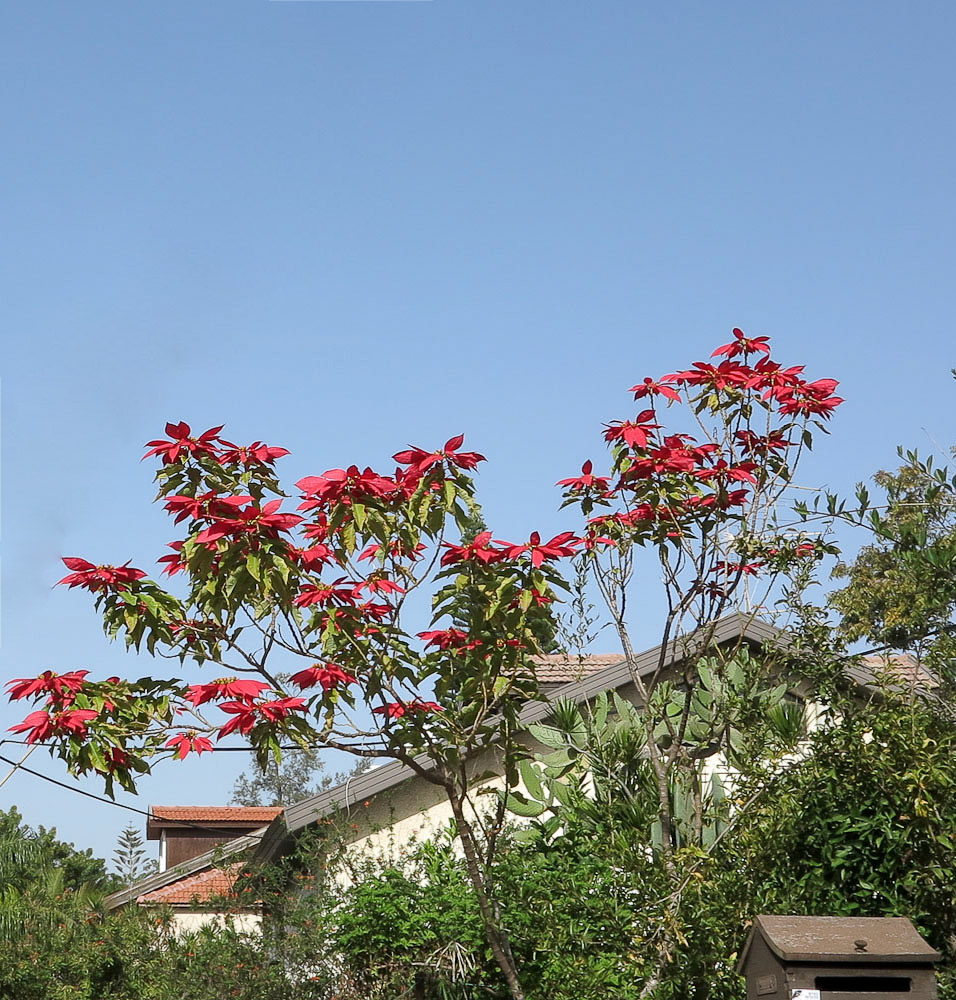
xmin=748 ymin=915 xmax=941 ymax=965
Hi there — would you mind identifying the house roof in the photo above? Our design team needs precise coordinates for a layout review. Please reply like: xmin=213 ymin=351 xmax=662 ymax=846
xmin=254 ymin=612 xmax=782 ymax=863
xmin=534 ymin=653 xmax=625 ymax=685
xmin=136 ymin=863 xmax=247 ymax=906
xmin=105 ymin=829 xmax=269 ymax=910
xmin=846 ymin=652 xmax=939 ymax=691
xmin=151 ymin=806 xmax=283 ymax=822
xmin=146 ymin=806 xmax=283 ymax=840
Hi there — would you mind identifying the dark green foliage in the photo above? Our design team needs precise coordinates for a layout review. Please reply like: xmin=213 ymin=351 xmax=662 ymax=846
xmin=334 ymin=839 xmax=493 ymax=998
xmin=831 ymin=450 xmax=956 ymax=662
xmin=739 ymin=699 xmax=956 ymax=952
xmin=0 ymin=806 xmax=116 ymax=893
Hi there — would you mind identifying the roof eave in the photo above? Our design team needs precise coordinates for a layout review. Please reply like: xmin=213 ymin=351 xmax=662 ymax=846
xmin=256 ymin=613 xmax=783 ymax=861
xmin=104 ymin=828 xmax=269 ymax=910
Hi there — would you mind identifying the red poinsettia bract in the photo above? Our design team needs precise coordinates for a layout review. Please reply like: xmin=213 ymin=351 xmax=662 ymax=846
xmin=293 ymin=579 xmax=358 ymax=609
xmin=711 ymin=328 xmax=771 ymax=359
xmin=664 ymin=360 xmax=752 ymax=392
xmin=7 ymin=670 xmax=89 ymax=703
xmin=557 ymin=460 xmax=612 ymax=493
xmin=196 ymin=499 xmax=303 ymax=545
xmin=603 ymin=411 xmax=661 ymax=450
xmin=440 ymin=531 xmax=507 ymax=567
xmin=288 ymin=664 xmax=357 ymax=692
xmin=184 ymin=679 xmax=271 ymax=707
xmin=418 ymin=628 xmax=471 ymax=651
xmin=143 ymin=422 xmax=223 ymax=465
xmin=157 ymin=541 xmax=187 ymax=577
xmin=10 ymin=709 xmax=99 ymax=744
xmin=164 ymin=493 xmax=250 ymax=525
xmin=373 ymin=700 xmax=443 ymax=720
xmin=629 ymin=377 xmax=681 ymax=402
xmin=216 ymin=697 xmax=306 ymax=738
xmin=393 ymin=434 xmax=486 ymax=477
xmin=296 ymin=467 xmax=398 ymax=510
xmin=57 ymin=558 xmax=146 ymax=592
xmin=499 ymin=531 xmax=581 ymax=568
xmin=217 ymin=440 xmax=290 ymax=467
xmin=165 ymin=732 xmax=214 ymax=759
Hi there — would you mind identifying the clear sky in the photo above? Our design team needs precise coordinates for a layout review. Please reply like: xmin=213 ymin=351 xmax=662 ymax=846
xmin=2 ymin=1 xmax=955 ymax=862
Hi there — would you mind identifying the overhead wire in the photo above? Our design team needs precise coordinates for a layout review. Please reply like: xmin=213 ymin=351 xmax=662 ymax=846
xmin=0 ymin=749 xmax=277 ymax=838
xmin=0 ymin=738 xmax=306 ymax=751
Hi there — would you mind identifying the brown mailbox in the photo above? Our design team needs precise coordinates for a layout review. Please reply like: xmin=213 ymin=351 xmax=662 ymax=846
xmin=739 ymin=915 xmax=940 ymax=1000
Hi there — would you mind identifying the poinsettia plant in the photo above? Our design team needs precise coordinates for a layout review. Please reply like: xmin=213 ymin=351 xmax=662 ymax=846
xmin=546 ymin=328 xmax=843 ymax=996
xmin=557 ymin=328 xmax=843 ymax=833
xmin=12 ymin=422 xmax=571 ymax=999
xmin=9 ymin=329 xmax=843 ymax=1000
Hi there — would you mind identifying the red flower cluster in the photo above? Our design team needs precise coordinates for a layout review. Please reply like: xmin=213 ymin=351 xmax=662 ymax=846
xmin=184 ymin=678 xmax=270 ymax=707
xmin=143 ymin=422 xmax=223 ymax=465
xmin=143 ymin=423 xmax=289 ymax=470
xmin=556 ymin=460 xmax=612 ymax=493
xmin=499 ymin=531 xmax=581 ymax=568
xmin=165 ymin=732 xmax=214 ymax=759
xmin=560 ymin=331 xmax=843 ymax=545
xmin=10 ymin=708 xmax=99 ymax=744
xmin=217 ymin=440 xmax=290 ymax=467
xmin=158 ymin=541 xmax=187 ymax=576
xmin=7 ymin=670 xmax=89 ymax=704
xmin=196 ymin=498 xmax=303 ymax=545
xmin=217 ymin=697 xmax=306 ymax=738
xmin=163 ymin=493 xmax=250 ymax=525
xmin=662 ymin=350 xmax=842 ymax=419
xmin=373 ymin=700 xmax=442 ymax=720
xmin=293 ymin=578 xmax=359 ymax=609
xmin=393 ymin=435 xmax=485 ymax=477
xmin=603 ymin=410 xmax=661 ymax=449
xmin=441 ymin=530 xmax=581 ymax=569
xmin=57 ymin=558 xmax=146 ymax=592
xmin=297 ymin=467 xmax=399 ymax=510
xmin=418 ymin=628 xmax=471 ymax=650
xmin=629 ymin=378 xmax=681 ymax=402
xmin=288 ymin=663 xmax=357 ymax=692
xmin=711 ymin=328 xmax=771 ymax=359
xmin=440 ymin=531 xmax=508 ymax=567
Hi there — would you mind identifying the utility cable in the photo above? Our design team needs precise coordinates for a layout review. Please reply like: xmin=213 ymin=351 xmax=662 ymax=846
xmin=0 ymin=751 xmax=273 ymax=839
xmin=0 ymin=743 xmax=37 ymax=791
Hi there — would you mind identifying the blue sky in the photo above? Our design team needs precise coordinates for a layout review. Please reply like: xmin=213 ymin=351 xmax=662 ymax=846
xmin=2 ymin=1 xmax=955 ymax=861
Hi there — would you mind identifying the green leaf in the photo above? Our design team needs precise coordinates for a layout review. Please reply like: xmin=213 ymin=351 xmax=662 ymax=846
xmin=503 ymin=791 xmax=546 ymax=818
xmin=245 ymin=553 xmax=260 ymax=581
xmin=518 ymin=759 xmax=545 ymax=801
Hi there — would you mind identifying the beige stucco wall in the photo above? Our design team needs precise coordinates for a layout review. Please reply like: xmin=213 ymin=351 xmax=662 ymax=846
xmin=323 ymin=678 xmax=827 ymax=869
xmin=165 ymin=910 xmax=262 ymax=936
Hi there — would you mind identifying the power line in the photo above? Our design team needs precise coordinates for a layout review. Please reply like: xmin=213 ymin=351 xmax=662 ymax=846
xmin=0 ymin=752 xmax=276 ymax=838
xmin=0 ymin=744 xmax=37 ymax=791
xmin=0 ymin=739 xmax=306 ymax=751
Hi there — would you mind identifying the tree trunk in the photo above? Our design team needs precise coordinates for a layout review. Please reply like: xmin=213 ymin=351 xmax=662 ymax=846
xmin=446 ymin=789 xmax=526 ymax=1000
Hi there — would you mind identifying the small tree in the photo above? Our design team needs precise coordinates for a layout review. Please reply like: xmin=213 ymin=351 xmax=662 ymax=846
xmin=232 ymin=745 xmax=324 ymax=807
xmin=552 ymin=328 xmax=843 ymax=993
xmin=831 ymin=445 xmax=956 ymax=666
xmin=111 ymin=823 xmax=156 ymax=885
xmin=10 ymin=428 xmax=569 ymax=998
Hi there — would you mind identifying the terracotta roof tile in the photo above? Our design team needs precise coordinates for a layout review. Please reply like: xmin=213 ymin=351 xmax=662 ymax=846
xmin=150 ymin=806 xmax=283 ymax=823
xmin=533 ymin=654 xmax=623 ymax=685
xmin=137 ymin=863 xmax=249 ymax=906
xmin=858 ymin=653 xmax=938 ymax=689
